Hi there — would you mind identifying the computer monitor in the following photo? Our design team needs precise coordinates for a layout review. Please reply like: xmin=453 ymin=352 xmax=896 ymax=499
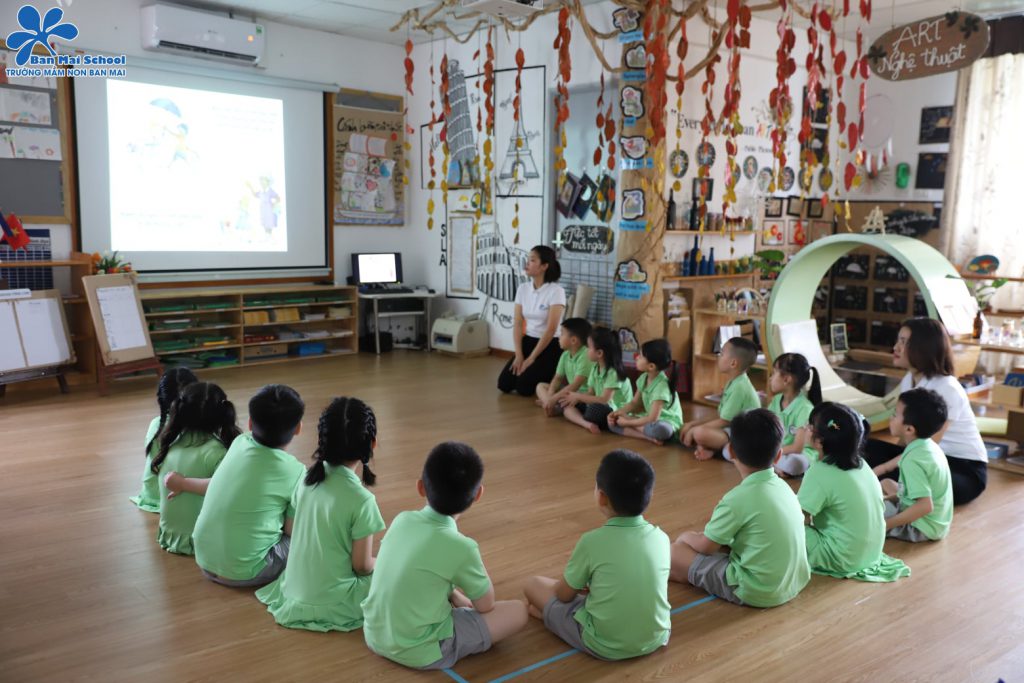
xmin=351 ymin=252 xmax=403 ymax=285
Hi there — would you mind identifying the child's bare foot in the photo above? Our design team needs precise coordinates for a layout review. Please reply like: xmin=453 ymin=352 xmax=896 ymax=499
xmin=645 ymin=436 xmax=665 ymax=446
xmin=694 ymin=445 xmax=715 ymax=461
xmin=528 ymin=604 xmax=544 ymax=619
xmin=584 ymin=421 xmax=602 ymax=435
xmin=534 ymin=399 xmax=544 ymax=407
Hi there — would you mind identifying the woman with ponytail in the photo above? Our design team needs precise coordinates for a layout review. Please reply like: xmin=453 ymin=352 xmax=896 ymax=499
xmin=256 ymin=397 xmax=386 ymax=632
xmin=151 ymin=382 xmax=240 ymax=555
xmin=130 ymin=368 xmax=198 ymax=512
xmin=767 ymin=353 xmax=823 ymax=477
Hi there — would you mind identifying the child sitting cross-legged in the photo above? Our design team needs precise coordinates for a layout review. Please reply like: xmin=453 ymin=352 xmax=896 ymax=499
xmin=130 ymin=368 xmax=197 ymax=512
xmin=255 ymin=397 xmax=385 ymax=632
xmin=524 ymin=449 xmax=671 ymax=661
xmin=681 ymin=337 xmax=761 ymax=460
xmin=607 ymin=339 xmax=683 ymax=445
xmin=361 ymin=442 xmax=527 ymax=671
xmin=875 ymin=388 xmax=953 ymax=542
xmin=536 ymin=317 xmax=593 ymax=417
xmin=558 ymin=327 xmax=634 ymax=434
xmin=671 ymin=409 xmax=810 ymax=607
xmin=798 ymin=402 xmax=910 ymax=582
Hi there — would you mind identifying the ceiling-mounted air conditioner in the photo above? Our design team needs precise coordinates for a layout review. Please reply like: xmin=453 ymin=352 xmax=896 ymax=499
xmin=141 ymin=4 xmax=265 ymax=66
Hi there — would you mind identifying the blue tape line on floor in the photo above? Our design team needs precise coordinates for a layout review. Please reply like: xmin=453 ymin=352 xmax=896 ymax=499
xmin=484 ymin=596 xmax=717 ymax=683
xmin=443 ymin=667 xmax=472 ymax=683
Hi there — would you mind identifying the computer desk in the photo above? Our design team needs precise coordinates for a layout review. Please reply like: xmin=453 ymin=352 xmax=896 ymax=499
xmin=357 ymin=290 xmax=440 ymax=355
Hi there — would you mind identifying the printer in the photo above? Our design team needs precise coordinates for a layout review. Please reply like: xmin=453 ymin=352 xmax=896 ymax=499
xmin=431 ymin=312 xmax=489 ymax=356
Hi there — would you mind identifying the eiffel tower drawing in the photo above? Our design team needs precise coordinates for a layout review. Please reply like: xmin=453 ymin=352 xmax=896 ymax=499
xmin=498 ymin=110 xmax=539 ymax=189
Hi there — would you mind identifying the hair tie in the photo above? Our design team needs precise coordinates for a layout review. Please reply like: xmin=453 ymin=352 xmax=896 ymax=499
xmin=827 ymin=419 xmax=841 ymax=431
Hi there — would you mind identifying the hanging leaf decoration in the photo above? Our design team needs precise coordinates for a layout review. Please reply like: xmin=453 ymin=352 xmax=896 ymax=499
xmin=553 ymin=7 xmax=572 ymax=180
xmin=769 ymin=5 xmax=795 ymax=192
xmin=404 ymin=39 xmax=414 ymax=95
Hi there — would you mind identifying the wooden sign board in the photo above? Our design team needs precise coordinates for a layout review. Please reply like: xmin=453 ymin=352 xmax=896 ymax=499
xmin=869 ymin=12 xmax=990 ymax=81
xmin=82 ymin=273 xmax=156 ymax=366
xmin=561 ymin=225 xmax=615 ymax=255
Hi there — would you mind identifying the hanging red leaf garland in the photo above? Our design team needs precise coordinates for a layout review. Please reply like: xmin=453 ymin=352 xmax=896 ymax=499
xmin=404 ymin=39 xmax=414 ymax=95
xmin=427 ymin=50 xmax=437 ymax=230
xmin=644 ymin=0 xmax=669 ymax=150
xmin=473 ymin=41 xmax=483 ymax=224
xmin=553 ymin=7 xmax=572 ymax=182
xmin=721 ymin=0 xmax=749 ymax=218
xmin=696 ymin=35 xmax=721 ymax=231
xmin=671 ymin=17 xmax=688 ymax=193
xmin=512 ymin=46 xmax=525 ymax=244
xmin=769 ymin=3 xmax=796 ymax=193
xmin=594 ymin=72 xmax=605 ymax=168
xmin=798 ymin=3 xmax=822 ymax=197
xmin=440 ymin=52 xmax=451 ymax=214
xmin=483 ymin=27 xmax=495 ymax=216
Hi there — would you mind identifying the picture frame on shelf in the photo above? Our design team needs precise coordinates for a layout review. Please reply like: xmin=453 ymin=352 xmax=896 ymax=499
xmin=830 ymin=322 xmax=849 ymax=354
xmin=919 ymin=106 xmax=953 ymax=144
xmin=762 ymin=220 xmax=785 ymax=246
xmin=809 ymin=219 xmax=833 ymax=242
xmin=692 ymin=177 xmax=714 ymax=202
xmin=806 ymin=199 xmax=824 ymax=219
xmin=786 ymin=196 xmax=804 ymax=217
xmin=764 ymin=196 xmax=784 ymax=218
xmin=787 ymin=219 xmax=807 ymax=246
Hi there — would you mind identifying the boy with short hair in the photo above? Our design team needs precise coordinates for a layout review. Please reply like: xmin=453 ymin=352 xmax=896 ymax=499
xmin=536 ymin=317 xmax=593 ymax=417
xmin=681 ymin=336 xmax=762 ymax=460
xmin=671 ymin=409 xmax=810 ymax=607
xmin=189 ymin=384 xmax=305 ymax=587
xmin=524 ymin=449 xmax=671 ymax=660
xmin=874 ymin=388 xmax=953 ymax=542
xmin=362 ymin=442 xmax=527 ymax=670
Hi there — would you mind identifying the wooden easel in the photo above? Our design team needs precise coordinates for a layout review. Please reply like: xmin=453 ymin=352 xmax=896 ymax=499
xmin=0 ymin=365 xmax=69 ymax=397
xmin=83 ymin=273 xmax=163 ymax=396
xmin=0 ymin=289 xmax=76 ymax=398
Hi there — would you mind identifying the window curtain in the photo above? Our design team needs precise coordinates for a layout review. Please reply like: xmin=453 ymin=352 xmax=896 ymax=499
xmin=940 ymin=53 xmax=1024 ymax=311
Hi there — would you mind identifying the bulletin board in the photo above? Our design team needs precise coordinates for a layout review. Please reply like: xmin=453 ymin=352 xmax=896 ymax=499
xmin=332 ymin=90 xmax=405 ymax=227
xmin=0 ymin=289 xmax=75 ymax=374
xmin=82 ymin=273 xmax=156 ymax=365
xmin=845 ymin=201 xmax=942 ymax=247
xmin=0 ymin=39 xmax=78 ymax=226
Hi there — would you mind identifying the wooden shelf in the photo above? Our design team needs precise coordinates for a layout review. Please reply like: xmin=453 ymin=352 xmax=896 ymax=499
xmin=694 ymin=352 xmax=768 ymax=371
xmin=665 ymin=230 xmax=757 ymax=236
xmin=155 ymin=343 xmax=241 ymax=356
xmin=664 ymin=273 xmax=756 ymax=282
xmin=145 ymin=307 xmax=240 ymax=317
xmin=960 ymin=272 xmax=1024 ymax=283
xmin=242 ymin=349 xmax=357 ymax=367
xmin=244 ymin=316 xmax=354 ymax=328
xmin=149 ymin=324 xmax=240 ymax=335
xmin=692 ymin=307 xmax=766 ymax=318
xmin=243 ymin=332 xmax=354 ymax=347
xmin=956 ymin=340 xmax=1024 ymax=355
xmin=0 ymin=259 xmax=92 ymax=268
xmin=242 ymin=301 xmax=353 ymax=311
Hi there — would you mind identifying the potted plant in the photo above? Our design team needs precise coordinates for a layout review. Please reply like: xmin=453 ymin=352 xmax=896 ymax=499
xmin=92 ymin=251 xmax=133 ymax=275
xmin=753 ymin=249 xmax=786 ymax=280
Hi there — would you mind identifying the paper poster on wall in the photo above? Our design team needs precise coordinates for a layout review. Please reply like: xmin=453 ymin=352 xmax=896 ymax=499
xmin=0 ymin=301 xmax=26 ymax=371
xmin=448 ymin=214 xmax=476 ymax=297
xmin=334 ymin=102 xmax=405 ymax=226
xmin=15 ymin=297 xmax=70 ymax=367
xmin=0 ymin=88 xmax=52 ymax=124
xmin=8 ymin=125 xmax=61 ymax=160
xmin=0 ymin=52 xmax=55 ymax=88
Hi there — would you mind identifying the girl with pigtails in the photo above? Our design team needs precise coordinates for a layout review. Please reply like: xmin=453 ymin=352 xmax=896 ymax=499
xmin=256 ymin=397 xmax=386 ymax=632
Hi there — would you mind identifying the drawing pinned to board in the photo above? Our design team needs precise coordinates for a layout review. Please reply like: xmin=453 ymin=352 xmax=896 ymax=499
xmin=618 ymin=327 xmax=640 ymax=365
xmin=0 ymin=89 xmax=52 ymax=125
xmin=742 ymin=155 xmax=758 ymax=179
xmin=495 ymin=66 xmax=545 ymax=198
xmin=612 ymin=7 xmax=641 ymax=32
xmin=591 ymin=174 xmax=616 ymax=223
xmin=624 ymin=45 xmax=646 ymax=69
xmin=781 ymin=166 xmax=796 ymax=191
xmin=696 ymin=141 xmax=716 ymax=167
xmin=621 ymin=189 xmax=645 ymax=220
xmin=756 ymin=167 xmax=773 ymax=192
xmin=915 ymin=152 xmax=947 ymax=189
xmin=620 ymin=136 xmax=648 ymax=160
xmin=0 ymin=125 xmax=61 ymax=160
xmin=334 ymin=100 xmax=405 ymax=226
xmin=620 ymin=86 xmax=644 ymax=119
xmin=919 ymin=106 xmax=953 ymax=144
xmin=445 ymin=59 xmax=480 ymax=187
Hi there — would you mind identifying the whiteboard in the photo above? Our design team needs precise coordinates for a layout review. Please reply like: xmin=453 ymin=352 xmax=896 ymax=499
xmin=97 ymin=285 xmax=148 ymax=351
xmin=0 ymin=301 xmax=27 ymax=371
xmin=15 ymin=297 xmax=71 ymax=367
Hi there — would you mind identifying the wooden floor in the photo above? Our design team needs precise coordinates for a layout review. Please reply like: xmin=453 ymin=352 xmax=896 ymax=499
xmin=1 ymin=352 xmax=1022 ymax=682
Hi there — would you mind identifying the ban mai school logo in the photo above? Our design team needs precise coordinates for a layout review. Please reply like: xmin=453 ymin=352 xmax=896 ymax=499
xmin=6 ymin=5 xmax=79 ymax=66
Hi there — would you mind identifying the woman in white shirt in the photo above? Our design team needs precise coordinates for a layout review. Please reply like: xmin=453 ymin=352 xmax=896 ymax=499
xmin=864 ymin=317 xmax=988 ymax=505
xmin=497 ymin=245 xmax=566 ymax=396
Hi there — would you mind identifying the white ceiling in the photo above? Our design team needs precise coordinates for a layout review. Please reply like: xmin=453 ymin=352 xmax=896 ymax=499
xmin=195 ymin=0 xmax=1024 ymax=46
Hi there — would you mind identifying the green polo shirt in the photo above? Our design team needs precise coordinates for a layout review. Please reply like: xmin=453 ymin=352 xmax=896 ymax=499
xmin=634 ymin=371 xmax=684 ymax=432
xmin=192 ymin=433 xmax=304 ymax=581
xmin=704 ymin=468 xmax=810 ymax=607
xmin=555 ymin=346 xmax=593 ymax=389
xmin=257 ymin=464 xmax=386 ymax=632
xmin=719 ymin=373 xmax=761 ymax=421
xmin=156 ymin=433 xmax=229 ymax=556
xmin=586 ymin=364 xmax=634 ymax=411
xmin=361 ymin=506 xmax=491 ymax=668
xmin=130 ymin=416 xmax=162 ymax=513
xmin=897 ymin=438 xmax=953 ymax=540
xmin=563 ymin=516 xmax=671 ymax=660
xmin=768 ymin=393 xmax=819 ymax=463
xmin=799 ymin=460 xmax=890 ymax=576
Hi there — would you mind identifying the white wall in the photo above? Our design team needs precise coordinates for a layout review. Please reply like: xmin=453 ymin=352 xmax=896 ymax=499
xmin=7 ymin=0 xmax=408 ymax=285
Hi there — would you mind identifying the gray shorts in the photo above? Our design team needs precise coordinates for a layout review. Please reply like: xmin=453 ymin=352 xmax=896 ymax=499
xmin=542 ymin=595 xmax=610 ymax=660
xmin=201 ymin=536 xmax=291 ymax=588
xmin=419 ymin=607 xmax=492 ymax=670
xmin=609 ymin=419 xmax=676 ymax=442
xmin=883 ymin=500 xmax=932 ymax=543
xmin=688 ymin=552 xmax=744 ymax=606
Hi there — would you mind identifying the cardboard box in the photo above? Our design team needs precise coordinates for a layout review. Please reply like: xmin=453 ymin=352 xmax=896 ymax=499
xmin=1005 ymin=409 xmax=1024 ymax=444
xmin=246 ymin=343 xmax=288 ymax=358
xmin=666 ymin=316 xmax=692 ymax=363
xmin=991 ymin=383 xmax=1024 ymax=408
